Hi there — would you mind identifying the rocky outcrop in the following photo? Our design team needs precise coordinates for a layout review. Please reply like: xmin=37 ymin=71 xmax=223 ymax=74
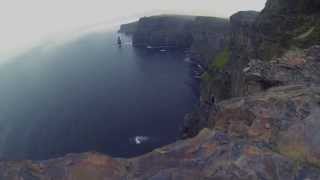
xmin=224 ymin=0 xmax=320 ymax=98
xmin=183 ymin=0 xmax=320 ymax=138
xmin=208 ymin=0 xmax=320 ymax=100
xmin=253 ymin=0 xmax=320 ymax=60
xmin=244 ymin=46 xmax=320 ymax=94
xmin=210 ymin=85 xmax=320 ymax=167
xmin=184 ymin=44 xmax=320 ymax=135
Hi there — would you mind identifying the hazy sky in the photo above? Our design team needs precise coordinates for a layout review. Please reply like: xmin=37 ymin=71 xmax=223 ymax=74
xmin=0 ymin=0 xmax=266 ymax=60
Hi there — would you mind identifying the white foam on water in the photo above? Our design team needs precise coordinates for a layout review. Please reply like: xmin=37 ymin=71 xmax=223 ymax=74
xmin=132 ymin=136 xmax=150 ymax=145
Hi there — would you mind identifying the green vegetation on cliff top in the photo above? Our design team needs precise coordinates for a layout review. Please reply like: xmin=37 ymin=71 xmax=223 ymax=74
xmin=201 ymin=48 xmax=230 ymax=83
xmin=210 ymin=48 xmax=230 ymax=70
xmin=200 ymin=48 xmax=230 ymax=101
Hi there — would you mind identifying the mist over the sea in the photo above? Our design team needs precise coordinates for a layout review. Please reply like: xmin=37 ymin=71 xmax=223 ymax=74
xmin=0 ymin=0 xmax=265 ymax=62
xmin=0 ymin=30 xmax=199 ymax=160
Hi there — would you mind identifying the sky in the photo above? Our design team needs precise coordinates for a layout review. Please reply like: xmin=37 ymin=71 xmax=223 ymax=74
xmin=0 ymin=0 xmax=266 ymax=60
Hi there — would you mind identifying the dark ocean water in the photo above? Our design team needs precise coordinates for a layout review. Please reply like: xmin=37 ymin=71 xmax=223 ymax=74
xmin=0 ymin=30 xmax=197 ymax=160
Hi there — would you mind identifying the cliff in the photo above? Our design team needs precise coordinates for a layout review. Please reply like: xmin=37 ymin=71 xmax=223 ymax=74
xmin=189 ymin=16 xmax=230 ymax=65
xmin=184 ymin=0 xmax=320 ymax=137
xmin=131 ymin=15 xmax=196 ymax=48
xmin=121 ymin=15 xmax=230 ymax=64
xmin=254 ymin=0 xmax=320 ymax=60
xmin=263 ymin=0 xmax=320 ymax=13
xmin=227 ymin=11 xmax=260 ymax=98
xmin=118 ymin=21 xmax=138 ymax=35
xmin=1 ymin=0 xmax=320 ymax=179
xmin=227 ymin=0 xmax=320 ymax=98
xmin=181 ymin=11 xmax=260 ymax=137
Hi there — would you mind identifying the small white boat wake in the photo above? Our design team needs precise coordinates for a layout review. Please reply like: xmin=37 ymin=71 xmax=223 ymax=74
xmin=130 ymin=136 xmax=150 ymax=145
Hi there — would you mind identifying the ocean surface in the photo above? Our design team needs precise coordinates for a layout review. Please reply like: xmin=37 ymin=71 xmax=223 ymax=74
xmin=0 ymin=29 xmax=198 ymax=160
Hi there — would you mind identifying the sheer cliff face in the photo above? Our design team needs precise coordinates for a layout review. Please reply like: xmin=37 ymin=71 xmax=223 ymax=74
xmin=129 ymin=15 xmax=230 ymax=64
xmin=264 ymin=0 xmax=320 ymax=14
xmin=254 ymin=0 xmax=320 ymax=60
xmin=132 ymin=15 xmax=195 ymax=48
xmin=188 ymin=17 xmax=230 ymax=65
xmin=228 ymin=0 xmax=320 ymax=97
xmin=184 ymin=0 xmax=320 ymax=138
xmin=228 ymin=11 xmax=259 ymax=97
xmin=118 ymin=22 xmax=138 ymax=35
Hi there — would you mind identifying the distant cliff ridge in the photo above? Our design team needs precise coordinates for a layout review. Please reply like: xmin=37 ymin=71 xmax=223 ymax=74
xmin=132 ymin=15 xmax=195 ymax=49
xmin=118 ymin=21 xmax=138 ymax=35
xmin=120 ymin=15 xmax=230 ymax=65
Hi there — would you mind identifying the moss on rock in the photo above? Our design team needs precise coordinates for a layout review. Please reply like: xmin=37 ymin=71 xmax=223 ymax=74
xmin=210 ymin=48 xmax=230 ymax=70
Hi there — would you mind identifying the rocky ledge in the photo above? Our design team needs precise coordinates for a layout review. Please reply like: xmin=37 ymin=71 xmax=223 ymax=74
xmin=245 ymin=45 xmax=320 ymax=94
